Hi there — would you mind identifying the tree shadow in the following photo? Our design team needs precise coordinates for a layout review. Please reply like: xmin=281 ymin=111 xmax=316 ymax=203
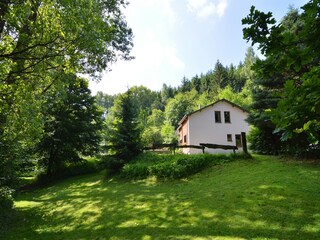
xmin=4 ymin=158 xmax=320 ymax=239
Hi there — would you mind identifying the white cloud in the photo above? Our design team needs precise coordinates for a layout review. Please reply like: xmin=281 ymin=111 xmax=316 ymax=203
xmin=187 ymin=0 xmax=228 ymax=19
xmin=136 ymin=0 xmax=177 ymax=25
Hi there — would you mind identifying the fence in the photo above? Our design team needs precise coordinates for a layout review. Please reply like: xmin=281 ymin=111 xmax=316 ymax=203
xmin=144 ymin=132 xmax=248 ymax=154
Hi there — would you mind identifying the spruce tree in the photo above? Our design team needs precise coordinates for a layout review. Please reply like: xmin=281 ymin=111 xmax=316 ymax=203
xmin=38 ymin=75 xmax=103 ymax=176
xmin=108 ymin=90 xmax=142 ymax=164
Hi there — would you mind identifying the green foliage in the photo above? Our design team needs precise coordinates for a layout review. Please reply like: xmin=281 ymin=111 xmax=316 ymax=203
xmin=0 ymin=186 xmax=14 ymax=234
xmin=217 ymin=86 xmax=252 ymax=110
xmin=37 ymin=76 xmax=103 ymax=176
xmin=247 ymin=127 xmax=283 ymax=155
xmin=107 ymin=90 xmax=142 ymax=164
xmin=243 ymin=2 xmax=320 ymax=155
xmin=141 ymin=126 xmax=163 ymax=147
xmin=165 ymin=90 xmax=197 ymax=128
xmin=100 ymin=155 xmax=126 ymax=175
xmin=272 ymin=68 xmax=320 ymax=144
xmin=0 ymin=0 xmax=133 ymax=215
xmin=36 ymin=159 xmax=102 ymax=185
xmin=95 ymin=91 xmax=117 ymax=114
xmin=119 ymin=153 xmax=250 ymax=180
xmin=130 ymin=86 xmax=161 ymax=113
xmin=160 ymin=121 xmax=176 ymax=144
xmin=1 ymin=0 xmax=133 ymax=80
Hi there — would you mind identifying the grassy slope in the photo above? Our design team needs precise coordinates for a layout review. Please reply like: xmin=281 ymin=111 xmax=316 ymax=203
xmin=4 ymin=155 xmax=320 ymax=240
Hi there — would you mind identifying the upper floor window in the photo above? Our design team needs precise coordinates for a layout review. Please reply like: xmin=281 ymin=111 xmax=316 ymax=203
xmin=224 ymin=111 xmax=231 ymax=123
xmin=215 ymin=111 xmax=221 ymax=123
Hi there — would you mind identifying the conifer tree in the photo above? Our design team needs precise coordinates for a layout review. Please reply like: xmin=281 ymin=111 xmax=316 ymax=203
xmin=108 ymin=90 xmax=142 ymax=163
xmin=38 ymin=76 xmax=103 ymax=176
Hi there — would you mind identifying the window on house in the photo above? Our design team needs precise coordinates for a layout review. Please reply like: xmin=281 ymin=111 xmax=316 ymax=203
xmin=235 ymin=134 xmax=242 ymax=147
xmin=215 ymin=111 xmax=221 ymax=123
xmin=227 ymin=134 xmax=232 ymax=142
xmin=183 ymin=135 xmax=187 ymax=143
xmin=224 ymin=111 xmax=231 ymax=123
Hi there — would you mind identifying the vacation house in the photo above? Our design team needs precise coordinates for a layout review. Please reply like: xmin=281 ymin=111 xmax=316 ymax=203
xmin=177 ymin=99 xmax=250 ymax=154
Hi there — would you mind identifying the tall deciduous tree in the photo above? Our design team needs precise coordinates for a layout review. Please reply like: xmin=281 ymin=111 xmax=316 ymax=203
xmin=165 ymin=90 xmax=197 ymax=128
xmin=141 ymin=109 xmax=165 ymax=146
xmin=0 ymin=0 xmax=133 ymax=188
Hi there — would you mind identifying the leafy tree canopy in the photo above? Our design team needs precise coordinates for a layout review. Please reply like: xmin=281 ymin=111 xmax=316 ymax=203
xmin=242 ymin=0 xmax=320 ymax=154
xmin=0 ymin=0 xmax=133 ymax=185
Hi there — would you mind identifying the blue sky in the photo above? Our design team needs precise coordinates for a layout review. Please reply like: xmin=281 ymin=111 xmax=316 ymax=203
xmin=89 ymin=0 xmax=308 ymax=95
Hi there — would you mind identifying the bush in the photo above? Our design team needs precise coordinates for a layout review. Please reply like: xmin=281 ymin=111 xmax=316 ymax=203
xmin=121 ymin=163 xmax=150 ymax=179
xmin=247 ymin=127 xmax=283 ymax=155
xmin=119 ymin=153 xmax=251 ymax=180
xmin=36 ymin=158 xmax=102 ymax=185
xmin=100 ymin=155 xmax=127 ymax=175
xmin=0 ymin=187 xmax=14 ymax=234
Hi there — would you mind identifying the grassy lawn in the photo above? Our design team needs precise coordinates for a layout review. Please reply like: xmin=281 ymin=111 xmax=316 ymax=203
xmin=3 ymin=155 xmax=320 ymax=239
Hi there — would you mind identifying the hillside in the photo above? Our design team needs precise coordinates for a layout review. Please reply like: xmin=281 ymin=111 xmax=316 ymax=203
xmin=4 ymin=155 xmax=320 ymax=240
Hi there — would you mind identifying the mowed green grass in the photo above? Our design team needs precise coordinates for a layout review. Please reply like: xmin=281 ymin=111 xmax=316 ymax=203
xmin=4 ymin=155 xmax=320 ymax=240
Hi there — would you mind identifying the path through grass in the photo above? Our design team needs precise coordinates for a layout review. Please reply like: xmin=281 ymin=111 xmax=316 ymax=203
xmin=4 ymin=155 xmax=320 ymax=239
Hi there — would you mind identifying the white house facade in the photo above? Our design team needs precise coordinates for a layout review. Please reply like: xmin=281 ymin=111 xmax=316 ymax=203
xmin=177 ymin=99 xmax=250 ymax=154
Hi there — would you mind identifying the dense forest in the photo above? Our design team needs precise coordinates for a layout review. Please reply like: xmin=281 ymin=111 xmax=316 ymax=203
xmin=0 ymin=0 xmax=319 ymax=230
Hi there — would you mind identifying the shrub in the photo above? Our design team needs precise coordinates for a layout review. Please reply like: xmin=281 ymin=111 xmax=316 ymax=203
xmin=36 ymin=158 xmax=101 ymax=185
xmin=119 ymin=153 xmax=165 ymax=179
xmin=0 ymin=187 xmax=14 ymax=234
xmin=119 ymin=153 xmax=251 ymax=180
xmin=100 ymin=155 xmax=126 ymax=175
xmin=121 ymin=163 xmax=150 ymax=179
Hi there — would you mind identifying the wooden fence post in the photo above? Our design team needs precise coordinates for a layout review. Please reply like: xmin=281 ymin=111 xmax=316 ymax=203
xmin=241 ymin=132 xmax=248 ymax=154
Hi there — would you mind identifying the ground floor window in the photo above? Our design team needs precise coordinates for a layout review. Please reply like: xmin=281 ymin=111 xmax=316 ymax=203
xmin=235 ymin=134 xmax=242 ymax=147
xmin=227 ymin=134 xmax=232 ymax=142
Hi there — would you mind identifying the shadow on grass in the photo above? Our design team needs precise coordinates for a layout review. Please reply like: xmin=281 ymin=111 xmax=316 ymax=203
xmin=4 ymin=156 xmax=320 ymax=240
